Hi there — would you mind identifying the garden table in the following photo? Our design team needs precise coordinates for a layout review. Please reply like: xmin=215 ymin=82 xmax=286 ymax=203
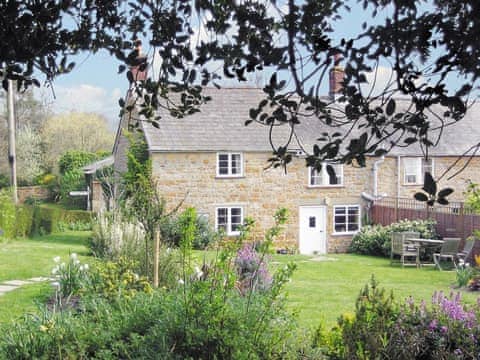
xmin=406 ymin=238 xmax=444 ymax=267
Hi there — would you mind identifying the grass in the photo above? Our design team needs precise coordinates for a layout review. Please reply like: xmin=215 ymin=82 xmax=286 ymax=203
xmin=1 ymin=233 xmax=479 ymax=331
xmin=0 ymin=283 xmax=52 ymax=324
xmin=271 ymin=253 xmax=480 ymax=328
xmin=0 ymin=231 xmax=90 ymax=324
xmin=0 ymin=231 xmax=90 ymax=283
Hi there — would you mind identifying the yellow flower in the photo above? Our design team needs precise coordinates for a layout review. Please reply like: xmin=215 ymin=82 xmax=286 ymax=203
xmin=342 ymin=312 xmax=355 ymax=323
xmin=39 ymin=325 xmax=48 ymax=332
xmin=475 ymin=254 xmax=480 ymax=267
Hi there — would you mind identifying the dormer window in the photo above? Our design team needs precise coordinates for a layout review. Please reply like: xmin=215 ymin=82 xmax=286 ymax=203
xmin=217 ymin=153 xmax=243 ymax=177
xmin=309 ymin=162 xmax=343 ymax=187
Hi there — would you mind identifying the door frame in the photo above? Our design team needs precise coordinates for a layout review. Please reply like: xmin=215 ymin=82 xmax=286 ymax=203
xmin=298 ymin=205 xmax=327 ymax=255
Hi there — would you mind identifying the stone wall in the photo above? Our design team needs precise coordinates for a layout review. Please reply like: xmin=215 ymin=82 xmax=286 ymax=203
xmin=151 ymin=151 xmax=372 ymax=253
xmin=17 ymin=186 xmax=50 ymax=203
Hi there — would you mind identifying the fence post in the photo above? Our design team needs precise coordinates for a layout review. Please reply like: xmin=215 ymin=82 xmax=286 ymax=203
xmin=460 ymin=203 xmax=465 ymax=241
xmin=153 ymin=229 xmax=160 ymax=288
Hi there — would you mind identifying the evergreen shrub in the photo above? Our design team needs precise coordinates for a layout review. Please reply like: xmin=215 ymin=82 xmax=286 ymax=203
xmin=349 ymin=219 xmax=437 ymax=257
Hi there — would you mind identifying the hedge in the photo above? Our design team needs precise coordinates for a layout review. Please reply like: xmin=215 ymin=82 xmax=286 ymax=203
xmin=30 ymin=205 xmax=93 ymax=235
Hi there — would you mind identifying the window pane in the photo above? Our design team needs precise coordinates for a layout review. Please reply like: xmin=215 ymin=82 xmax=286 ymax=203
xmin=230 ymin=208 xmax=242 ymax=232
xmin=335 ymin=207 xmax=346 ymax=215
xmin=218 ymin=154 xmax=230 ymax=175
xmin=404 ymin=158 xmax=420 ymax=183
xmin=231 ymin=154 xmax=241 ymax=174
xmin=335 ymin=224 xmax=346 ymax=232
xmin=217 ymin=208 xmax=227 ymax=228
xmin=335 ymin=215 xmax=346 ymax=224
xmin=348 ymin=223 xmax=359 ymax=232
xmin=309 ymin=216 xmax=316 ymax=228
xmin=310 ymin=167 xmax=322 ymax=185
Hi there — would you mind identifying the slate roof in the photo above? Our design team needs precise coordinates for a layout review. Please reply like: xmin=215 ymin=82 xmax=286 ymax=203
xmin=141 ymin=87 xmax=480 ymax=157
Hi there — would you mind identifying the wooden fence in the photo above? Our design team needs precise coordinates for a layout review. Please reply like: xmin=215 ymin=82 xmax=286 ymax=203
xmin=371 ymin=197 xmax=480 ymax=239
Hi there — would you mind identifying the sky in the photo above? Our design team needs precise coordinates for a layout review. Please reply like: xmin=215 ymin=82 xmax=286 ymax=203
xmin=34 ymin=1 xmax=476 ymax=130
xmin=36 ymin=1 xmax=371 ymax=128
xmin=37 ymin=50 xmax=128 ymax=129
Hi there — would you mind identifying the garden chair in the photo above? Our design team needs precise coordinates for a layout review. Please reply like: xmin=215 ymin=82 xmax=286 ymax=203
xmin=433 ymin=238 xmax=461 ymax=270
xmin=457 ymin=238 xmax=475 ymax=266
xmin=390 ymin=232 xmax=420 ymax=267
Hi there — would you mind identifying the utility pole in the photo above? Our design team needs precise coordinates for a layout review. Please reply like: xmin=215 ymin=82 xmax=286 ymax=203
xmin=7 ymin=79 xmax=17 ymax=204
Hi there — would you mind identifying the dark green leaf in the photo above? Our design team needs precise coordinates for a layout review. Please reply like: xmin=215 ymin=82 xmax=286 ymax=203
xmin=414 ymin=192 xmax=428 ymax=202
xmin=422 ymin=172 xmax=437 ymax=196
xmin=438 ymin=188 xmax=454 ymax=198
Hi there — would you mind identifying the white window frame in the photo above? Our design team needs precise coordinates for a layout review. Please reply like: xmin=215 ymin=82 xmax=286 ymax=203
xmin=333 ymin=205 xmax=361 ymax=235
xmin=215 ymin=206 xmax=244 ymax=236
xmin=216 ymin=152 xmax=244 ymax=177
xmin=403 ymin=157 xmax=434 ymax=185
xmin=308 ymin=162 xmax=343 ymax=187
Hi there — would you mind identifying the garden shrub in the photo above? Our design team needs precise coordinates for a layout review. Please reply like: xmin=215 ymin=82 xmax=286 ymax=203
xmin=317 ymin=279 xmax=480 ymax=360
xmin=87 ymin=257 xmax=152 ymax=301
xmin=160 ymin=211 xmax=219 ymax=250
xmin=89 ymin=211 xmax=145 ymax=263
xmin=349 ymin=219 xmax=437 ymax=256
xmin=31 ymin=205 xmax=92 ymax=235
xmin=0 ymin=174 xmax=9 ymax=190
xmin=0 ymin=189 xmax=16 ymax=239
xmin=15 ymin=205 xmax=34 ymax=237
xmin=58 ymin=150 xmax=97 ymax=175
xmin=0 ymin=209 xmax=304 ymax=360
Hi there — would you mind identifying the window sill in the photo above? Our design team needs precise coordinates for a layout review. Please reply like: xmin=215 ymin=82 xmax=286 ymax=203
xmin=332 ymin=231 xmax=359 ymax=236
xmin=307 ymin=185 xmax=344 ymax=189
xmin=402 ymin=183 xmax=422 ymax=186
xmin=215 ymin=176 xmax=245 ymax=179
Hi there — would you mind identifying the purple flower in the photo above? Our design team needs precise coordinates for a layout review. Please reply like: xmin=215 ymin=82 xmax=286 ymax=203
xmin=440 ymin=326 xmax=448 ymax=334
xmin=429 ymin=319 xmax=438 ymax=331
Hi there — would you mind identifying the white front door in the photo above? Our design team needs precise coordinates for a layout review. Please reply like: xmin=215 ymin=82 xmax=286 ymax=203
xmin=299 ymin=206 xmax=327 ymax=255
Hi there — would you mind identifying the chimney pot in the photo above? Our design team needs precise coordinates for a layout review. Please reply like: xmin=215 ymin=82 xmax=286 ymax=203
xmin=329 ymin=53 xmax=344 ymax=99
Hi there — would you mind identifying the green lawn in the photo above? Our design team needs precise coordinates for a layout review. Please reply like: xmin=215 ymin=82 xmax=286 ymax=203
xmin=0 ymin=231 xmax=90 ymax=282
xmin=1 ymin=234 xmax=479 ymax=331
xmin=272 ymin=253 xmax=480 ymax=328
xmin=0 ymin=283 xmax=52 ymax=324
xmin=0 ymin=231 xmax=91 ymax=324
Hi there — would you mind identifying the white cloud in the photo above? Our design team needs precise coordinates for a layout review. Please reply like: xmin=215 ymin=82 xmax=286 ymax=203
xmin=39 ymin=84 xmax=124 ymax=129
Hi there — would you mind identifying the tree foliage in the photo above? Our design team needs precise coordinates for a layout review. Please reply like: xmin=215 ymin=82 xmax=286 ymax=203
xmin=2 ymin=0 xmax=478 ymax=201
xmin=40 ymin=112 xmax=114 ymax=171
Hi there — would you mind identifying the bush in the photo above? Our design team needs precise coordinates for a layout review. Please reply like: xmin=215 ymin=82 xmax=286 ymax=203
xmin=0 ymin=210 xmax=304 ymax=360
xmin=15 ymin=205 xmax=34 ymax=237
xmin=349 ymin=219 xmax=437 ymax=257
xmin=0 ymin=189 xmax=16 ymax=239
xmin=58 ymin=150 xmax=97 ymax=175
xmin=87 ymin=257 xmax=152 ymax=301
xmin=0 ymin=174 xmax=10 ymax=190
xmin=89 ymin=211 xmax=145 ymax=262
xmin=31 ymin=205 xmax=92 ymax=236
xmin=160 ymin=209 xmax=219 ymax=250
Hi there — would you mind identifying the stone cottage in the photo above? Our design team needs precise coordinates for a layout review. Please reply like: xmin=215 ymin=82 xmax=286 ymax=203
xmin=113 ymin=82 xmax=480 ymax=255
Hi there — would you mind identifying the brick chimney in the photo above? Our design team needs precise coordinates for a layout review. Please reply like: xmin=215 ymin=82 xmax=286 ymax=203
xmin=329 ymin=53 xmax=344 ymax=99
xmin=129 ymin=39 xmax=148 ymax=82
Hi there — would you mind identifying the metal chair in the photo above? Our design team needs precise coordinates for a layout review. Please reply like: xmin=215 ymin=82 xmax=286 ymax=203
xmin=390 ymin=232 xmax=420 ymax=267
xmin=433 ymin=238 xmax=461 ymax=270
xmin=457 ymin=238 xmax=475 ymax=266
